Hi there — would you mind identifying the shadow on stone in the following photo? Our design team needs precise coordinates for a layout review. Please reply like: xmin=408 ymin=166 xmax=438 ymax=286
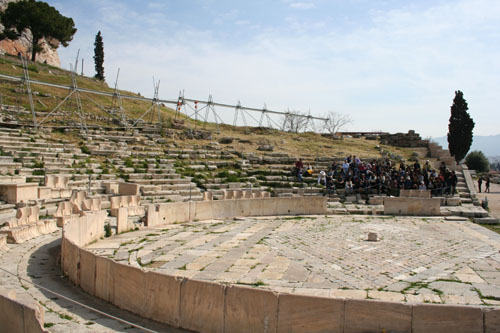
xmin=27 ymin=237 xmax=187 ymax=332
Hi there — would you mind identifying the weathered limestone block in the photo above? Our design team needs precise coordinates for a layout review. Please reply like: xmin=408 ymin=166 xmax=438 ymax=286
xmin=203 ymin=191 xmax=213 ymax=201
xmin=110 ymin=195 xmax=141 ymax=209
xmin=179 ymin=279 xmax=225 ymax=333
xmin=0 ymin=176 xmax=25 ymax=183
xmin=44 ymin=175 xmax=69 ymax=189
xmin=446 ymin=197 xmax=461 ymax=206
xmin=79 ymin=249 xmax=96 ymax=296
xmin=400 ymin=189 xmax=431 ymax=198
xmin=102 ymin=182 xmax=119 ymax=195
xmin=113 ymin=263 xmax=148 ymax=316
xmin=369 ymin=196 xmax=385 ymax=205
xmin=61 ymin=238 xmax=80 ymax=286
xmin=119 ymin=182 xmax=140 ymax=196
xmin=252 ymin=191 xmax=263 ymax=199
xmin=277 ymin=294 xmax=344 ymax=332
xmin=228 ymin=182 xmax=242 ymax=189
xmin=144 ymin=272 xmax=182 ymax=327
xmin=70 ymin=191 xmax=87 ymax=205
xmin=16 ymin=206 xmax=39 ymax=225
xmin=225 ymin=285 xmax=278 ymax=332
xmin=37 ymin=187 xmax=51 ymax=200
xmin=55 ymin=201 xmax=79 ymax=218
xmin=412 ymin=304 xmax=483 ymax=333
xmin=484 ymin=308 xmax=500 ymax=333
xmin=223 ymin=189 xmax=234 ymax=200
xmin=127 ymin=206 xmax=145 ymax=216
xmin=1 ymin=224 xmax=39 ymax=243
xmin=51 ymin=188 xmax=72 ymax=199
xmin=344 ymin=299 xmax=411 ymax=333
xmin=384 ymin=197 xmax=441 ymax=216
xmin=146 ymin=204 xmax=159 ymax=227
xmin=368 ymin=232 xmax=379 ymax=241
xmin=94 ymin=256 xmax=114 ymax=303
xmin=0 ymin=183 xmax=39 ymax=204
xmin=116 ymin=207 xmax=133 ymax=234
xmin=40 ymin=220 xmax=58 ymax=234
xmin=0 ymin=287 xmax=47 ymax=333
xmin=82 ymin=198 xmax=102 ymax=211
xmin=110 ymin=195 xmax=142 ymax=217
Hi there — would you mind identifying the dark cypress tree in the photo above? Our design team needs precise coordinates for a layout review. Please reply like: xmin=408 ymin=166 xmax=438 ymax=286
xmin=447 ymin=90 xmax=474 ymax=162
xmin=93 ymin=31 xmax=104 ymax=80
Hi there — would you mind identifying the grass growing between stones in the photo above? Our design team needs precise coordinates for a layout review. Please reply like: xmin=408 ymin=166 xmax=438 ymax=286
xmin=482 ymin=224 xmax=500 ymax=236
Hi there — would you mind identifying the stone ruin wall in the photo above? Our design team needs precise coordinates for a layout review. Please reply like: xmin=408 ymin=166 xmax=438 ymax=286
xmin=59 ymin=198 xmax=499 ymax=332
xmin=379 ymin=130 xmax=430 ymax=148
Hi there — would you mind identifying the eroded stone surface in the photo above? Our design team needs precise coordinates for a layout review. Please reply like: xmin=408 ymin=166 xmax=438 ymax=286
xmin=88 ymin=215 xmax=500 ymax=305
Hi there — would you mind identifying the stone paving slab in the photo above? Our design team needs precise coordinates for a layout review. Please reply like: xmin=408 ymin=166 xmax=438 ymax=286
xmin=88 ymin=215 xmax=500 ymax=306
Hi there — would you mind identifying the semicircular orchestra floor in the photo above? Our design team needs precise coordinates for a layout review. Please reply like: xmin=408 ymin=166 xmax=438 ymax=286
xmin=87 ymin=215 xmax=500 ymax=306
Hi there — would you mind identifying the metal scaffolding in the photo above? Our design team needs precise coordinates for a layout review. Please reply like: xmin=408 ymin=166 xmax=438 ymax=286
xmin=0 ymin=68 xmax=329 ymax=133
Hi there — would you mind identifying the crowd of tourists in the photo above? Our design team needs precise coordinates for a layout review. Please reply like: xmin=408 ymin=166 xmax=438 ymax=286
xmin=294 ymin=156 xmax=458 ymax=196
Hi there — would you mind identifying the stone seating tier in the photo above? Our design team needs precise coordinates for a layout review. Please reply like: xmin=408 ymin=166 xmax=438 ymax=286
xmin=1 ymin=219 xmax=58 ymax=243
xmin=0 ymin=183 xmax=39 ymax=204
xmin=0 ymin=135 xmax=33 ymax=143
xmin=127 ymin=173 xmax=179 ymax=181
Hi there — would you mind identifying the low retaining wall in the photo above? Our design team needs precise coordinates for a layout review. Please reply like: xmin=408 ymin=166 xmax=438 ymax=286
xmin=61 ymin=197 xmax=499 ymax=332
xmin=147 ymin=196 xmax=327 ymax=227
xmin=0 ymin=288 xmax=47 ymax=332
xmin=384 ymin=197 xmax=441 ymax=216
xmin=400 ymin=189 xmax=431 ymax=198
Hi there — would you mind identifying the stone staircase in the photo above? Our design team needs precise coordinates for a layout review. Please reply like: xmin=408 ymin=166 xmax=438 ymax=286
xmin=455 ymin=169 xmax=478 ymax=205
xmin=428 ymin=142 xmax=458 ymax=171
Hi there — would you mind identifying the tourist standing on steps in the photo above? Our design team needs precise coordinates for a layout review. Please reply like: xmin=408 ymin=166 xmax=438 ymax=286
xmin=451 ymin=171 xmax=458 ymax=195
xmin=295 ymin=158 xmax=304 ymax=182
xmin=485 ymin=177 xmax=490 ymax=193
xmin=478 ymin=177 xmax=482 ymax=193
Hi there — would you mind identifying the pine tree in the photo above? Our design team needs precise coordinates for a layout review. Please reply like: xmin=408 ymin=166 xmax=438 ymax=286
xmin=447 ymin=90 xmax=474 ymax=162
xmin=0 ymin=0 xmax=76 ymax=62
xmin=93 ymin=31 xmax=104 ymax=81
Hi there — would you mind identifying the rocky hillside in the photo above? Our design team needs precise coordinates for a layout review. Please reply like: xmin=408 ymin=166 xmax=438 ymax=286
xmin=0 ymin=0 xmax=61 ymax=67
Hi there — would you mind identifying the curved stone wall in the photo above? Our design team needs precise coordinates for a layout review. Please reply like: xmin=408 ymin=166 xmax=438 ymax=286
xmin=61 ymin=198 xmax=500 ymax=332
xmin=0 ymin=287 xmax=47 ymax=332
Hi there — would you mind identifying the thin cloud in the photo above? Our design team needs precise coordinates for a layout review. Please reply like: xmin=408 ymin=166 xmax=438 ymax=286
xmin=289 ymin=2 xmax=316 ymax=9
xmin=52 ymin=0 xmax=500 ymax=137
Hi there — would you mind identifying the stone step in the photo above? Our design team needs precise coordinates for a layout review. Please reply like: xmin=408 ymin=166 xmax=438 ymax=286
xmin=473 ymin=217 xmax=499 ymax=225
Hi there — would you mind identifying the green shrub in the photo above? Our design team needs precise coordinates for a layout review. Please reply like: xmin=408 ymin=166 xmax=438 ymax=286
xmin=104 ymin=224 xmax=112 ymax=237
xmin=124 ymin=157 xmax=134 ymax=168
xmin=465 ymin=151 xmax=490 ymax=173
xmin=80 ymin=145 xmax=91 ymax=154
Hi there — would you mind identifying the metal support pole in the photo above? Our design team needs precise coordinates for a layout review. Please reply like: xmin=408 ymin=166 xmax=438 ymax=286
xmin=21 ymin=55 xmax=37 ymax=128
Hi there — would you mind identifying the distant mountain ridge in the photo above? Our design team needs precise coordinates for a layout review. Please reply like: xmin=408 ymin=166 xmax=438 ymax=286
xmin=431 ymin=134 xmax=500 ymax=158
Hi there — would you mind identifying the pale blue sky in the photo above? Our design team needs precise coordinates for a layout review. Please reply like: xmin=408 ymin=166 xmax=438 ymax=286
xmin=47 ymin=0 xmax=500 ymax=138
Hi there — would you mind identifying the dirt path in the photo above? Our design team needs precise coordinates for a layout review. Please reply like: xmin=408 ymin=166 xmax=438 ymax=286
xmin=476 ymin=182 xmax=500 ymax=219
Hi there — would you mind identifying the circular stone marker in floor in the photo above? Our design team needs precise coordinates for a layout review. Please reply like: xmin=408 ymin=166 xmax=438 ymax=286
xmin=87 ymin=215 xmax=500 ymax=306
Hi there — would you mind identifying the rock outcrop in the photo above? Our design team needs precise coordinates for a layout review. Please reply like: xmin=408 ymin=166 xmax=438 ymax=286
xmin=0 ymin=0 xmax=61 ymax=67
